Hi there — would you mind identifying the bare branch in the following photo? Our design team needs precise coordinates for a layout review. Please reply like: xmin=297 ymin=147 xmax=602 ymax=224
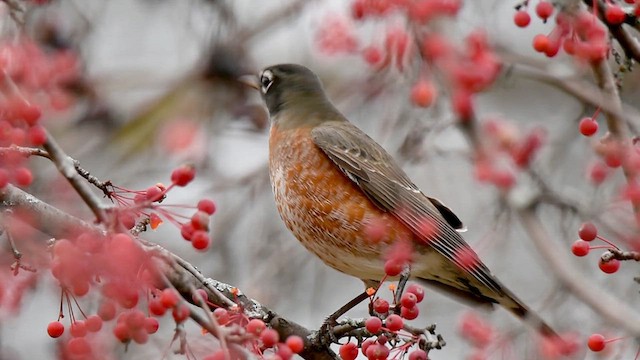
xmin=0 ymin=184 xmax=338 ymax=360
xmin=41 ymin=129 xmax=110 ymax=223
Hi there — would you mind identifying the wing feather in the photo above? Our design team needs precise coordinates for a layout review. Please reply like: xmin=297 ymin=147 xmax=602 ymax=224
xmin=311 ymin=121 xmax=502 ymax=293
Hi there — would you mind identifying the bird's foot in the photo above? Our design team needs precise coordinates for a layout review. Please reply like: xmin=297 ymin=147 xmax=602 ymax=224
xmin=317 ymin=317 xmax=339 ymax=346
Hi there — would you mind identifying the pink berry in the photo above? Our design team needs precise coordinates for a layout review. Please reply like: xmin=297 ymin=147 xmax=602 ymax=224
xmin=285 ymin=335 xmax=304 ymax=353
xmin=385 ymin=314 xmax=403 ymax=332
xmin=599 ymin=259 xmax=620 ymax=274
xmin=246 ymin=318 xmax=266 ymax=336
xmin=365 ymin=316 xmax=383 ymax=334
xmin=339 ymin=342 xmax=358 ymax=360
xmin=47 ymin=321 xmax=65 ymax=338
xmin=578 ymin=222 xmax=598 ymax=241
xmin=579 ymin=117 xmax=598 ymax=136
xmin=571 ymin=240 xmax=590 ymax=257
xmin=400 ymin=292 xmax=417 ymax=308
xmin=373 ymin=298 xmax=390 ymax=314
xmin=587 ymin=333 xmax=606 ymax=352
xmin=514 ymin=11 xmax=531 ymax=27
xmin=535 ymin=1 xmax=554 ymax=20
xmin=605 ymin=5 xmax=626 ymax=25
xmin=406 ymin=284 xmax=425 ymax=303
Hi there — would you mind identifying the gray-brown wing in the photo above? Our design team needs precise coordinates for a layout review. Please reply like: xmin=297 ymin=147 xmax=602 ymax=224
xmin=311 ymin=121 xmax=502 ymax=293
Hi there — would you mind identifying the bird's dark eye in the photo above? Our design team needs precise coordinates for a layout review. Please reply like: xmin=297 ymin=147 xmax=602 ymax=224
xmin=260 ymin=70 xmax=274 ymax=94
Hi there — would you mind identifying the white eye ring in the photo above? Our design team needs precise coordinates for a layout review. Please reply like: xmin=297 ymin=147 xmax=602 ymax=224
xmin=260 ymin=70 xmax=274 ymax=94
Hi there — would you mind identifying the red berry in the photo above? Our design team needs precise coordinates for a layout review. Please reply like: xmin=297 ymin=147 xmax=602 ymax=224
xmin=409 ymin=350 xmax=428 ymax=360
xmin=145 ymin=185 xmax=164 ymax=202
xmin=170 ymin=164 xmax=196 ymax=186
xmin=197 ymin=199 xmax=216 ymax=215
xmin=571 ymin=240 xmax=590 ymax=257
xmin=361 ymin=338 xmax=375 ymax=355
xmin=85 ymin=315 xmax=103 ymax=332
xmin=384 ymin=259 xmax=403 ymax=276
xmin=365 ymin=316 xmax=383 ymax=334
xmin=277 ymin=344 xmax=294 ymax=360
xmin=533 ymin=34 xmax=550 ymax=52
xmin=213 ymin=308 xmax=230 ymax=325
xmin=180 ymin=223 xmax=195 ymax=241
xmin=144 ymin=317 xmax=159 ymax=334
xmin=67 ymin=337 xmax=91 ymax=356
xmin=14 ymin=167 xmax=33 ymax=187
xmin=385 ymin=314 xmax=403 ymax=332
xmin=246 ymin=318 xmax=266 ymax=336
xmin=401 ymin=305 xmax=420 ymax=320
xmin=70 ymin=320 xmax=87 ymax=337
xmin=47 ymin=321 xmax=65 ymax=338
xmin=406 ymin=284 xmax=425 ymax=302
xmin=366 ymin=343 xmax=390 ymax=360
xmin=27 ymin=125 xmax=47 ymax=145
xmin=191 ymin=231 xmax=211 ymax=250
xmin=400 ymin=292 xmax=417 ymax=308
xmin=338 ymin=342 xmax=358 ymax=360
xmin=599 ymin=259 xmax=620 ymax=274
xmin=605 ymin=5 xmax=626 ymax=25
xmin=286 ymin=335 xmax=304 ymax=353
xmin=578 ymin=222 xmax=598 ymax=241
xmin=410 ymin=80 xmax=436 ymax=108
xmin=149 ymin=298 xmax=167 ymax=316
xmin=191 ymin=211 xmax=210 ymax=230
xmin=579 ymin=117 xmax=598 ymax=136
xmin=126 ymin=310 xmax=145 ymax=329
xmin=373 ymin=298 xmax=390 ymax=314
xmin=260 ymin=328 xmax=279 ymax=348
xmin=514 ymin=11 xmax=531 ymax=27
xmin=113 ymin=323 xmax=130 ymax=342
xmin=362 ymin=46 xmax=383 ymax=66
xmin=172 ymin=304 xmax=190 ymax=323
xmin=132 ymin=328 xmax=149 ymax=344
xmin=587 ymin=333 xmax=606 ymax=352
xmin=535 ymin=1 xmax=554 ymax=20
xmin=160 ymin=289 xmax=179 ymax=308
xmin=98 ymin=301 xmax=117 ymax=321
xmin=589 ymin=161 xmax=610 ymax=184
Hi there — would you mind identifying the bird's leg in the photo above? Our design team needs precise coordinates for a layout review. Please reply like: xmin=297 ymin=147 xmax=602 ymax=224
xmin=393 ymin=266 xmax=411 ymax=312
xmin=318 ymin=290 xmax=371 ymax=345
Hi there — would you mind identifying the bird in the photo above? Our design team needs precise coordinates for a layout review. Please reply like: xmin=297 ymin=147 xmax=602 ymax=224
xmin=244 ymin=63 xmax=557 ymax=338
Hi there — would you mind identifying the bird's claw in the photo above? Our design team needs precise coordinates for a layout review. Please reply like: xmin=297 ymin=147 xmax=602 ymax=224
xmin=317 ymin=318 xmax=339 ymax=346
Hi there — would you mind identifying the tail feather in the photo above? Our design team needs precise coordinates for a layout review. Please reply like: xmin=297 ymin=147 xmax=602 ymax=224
xmin=417 ymin=277 xmax=559 ymax=339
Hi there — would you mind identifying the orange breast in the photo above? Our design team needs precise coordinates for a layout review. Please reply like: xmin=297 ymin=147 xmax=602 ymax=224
xmin=269 ymin=124 xmax=416 ymax=280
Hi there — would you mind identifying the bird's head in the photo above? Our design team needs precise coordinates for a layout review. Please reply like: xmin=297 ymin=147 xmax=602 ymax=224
xmin=240 ymin=64 xmax=343 ymax=127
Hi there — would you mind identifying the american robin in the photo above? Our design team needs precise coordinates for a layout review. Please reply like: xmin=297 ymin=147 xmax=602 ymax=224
xmin=245 ymin=63 xmax=556 ymax=337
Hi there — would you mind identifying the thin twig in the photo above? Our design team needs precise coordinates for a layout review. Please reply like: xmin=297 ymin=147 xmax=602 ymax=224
xmin=601 ymin=248 xmax=640 ymax=262
xmin=41 ymin=129 xmax=109 ymax=223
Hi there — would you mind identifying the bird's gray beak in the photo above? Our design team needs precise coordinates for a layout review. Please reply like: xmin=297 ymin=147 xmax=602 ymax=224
xmin=238 ymin=75 xmax=260 ymax=90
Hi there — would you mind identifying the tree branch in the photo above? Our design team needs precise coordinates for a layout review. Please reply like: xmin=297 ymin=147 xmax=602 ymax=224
xmin=518 ymin=207 xmax=640 ymax=337
xmin=41 ymin=130 xmax=109 ymax=223
xmin=0 ymin=184 xmax=337 ymax=360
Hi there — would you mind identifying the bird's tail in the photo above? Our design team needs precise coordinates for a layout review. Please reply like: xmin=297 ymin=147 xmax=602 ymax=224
xmin=418 ymin=277 xmax=560 ymax=339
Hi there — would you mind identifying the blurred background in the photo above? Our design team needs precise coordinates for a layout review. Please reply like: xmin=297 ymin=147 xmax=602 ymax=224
xmin=1 ymin=0 xmax=640 ymax=359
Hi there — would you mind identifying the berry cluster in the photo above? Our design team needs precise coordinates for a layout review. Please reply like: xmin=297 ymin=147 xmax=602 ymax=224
xmin=474 ymin=119 xmax=546 ymax=190
xmin=0 ymin=38 xmax=79 ymax=189
xmin=570 ymin=222 xmax=622 ymax=274
xmin=339 ymin=283 xmax=429 ymax=360
xmin=513 ymin=1 xmax=634 ymax=62
xmin=108 ymin=164 xmax=216 ymax=250
xmin=315 ymin=0 xmax=501 ymax=119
